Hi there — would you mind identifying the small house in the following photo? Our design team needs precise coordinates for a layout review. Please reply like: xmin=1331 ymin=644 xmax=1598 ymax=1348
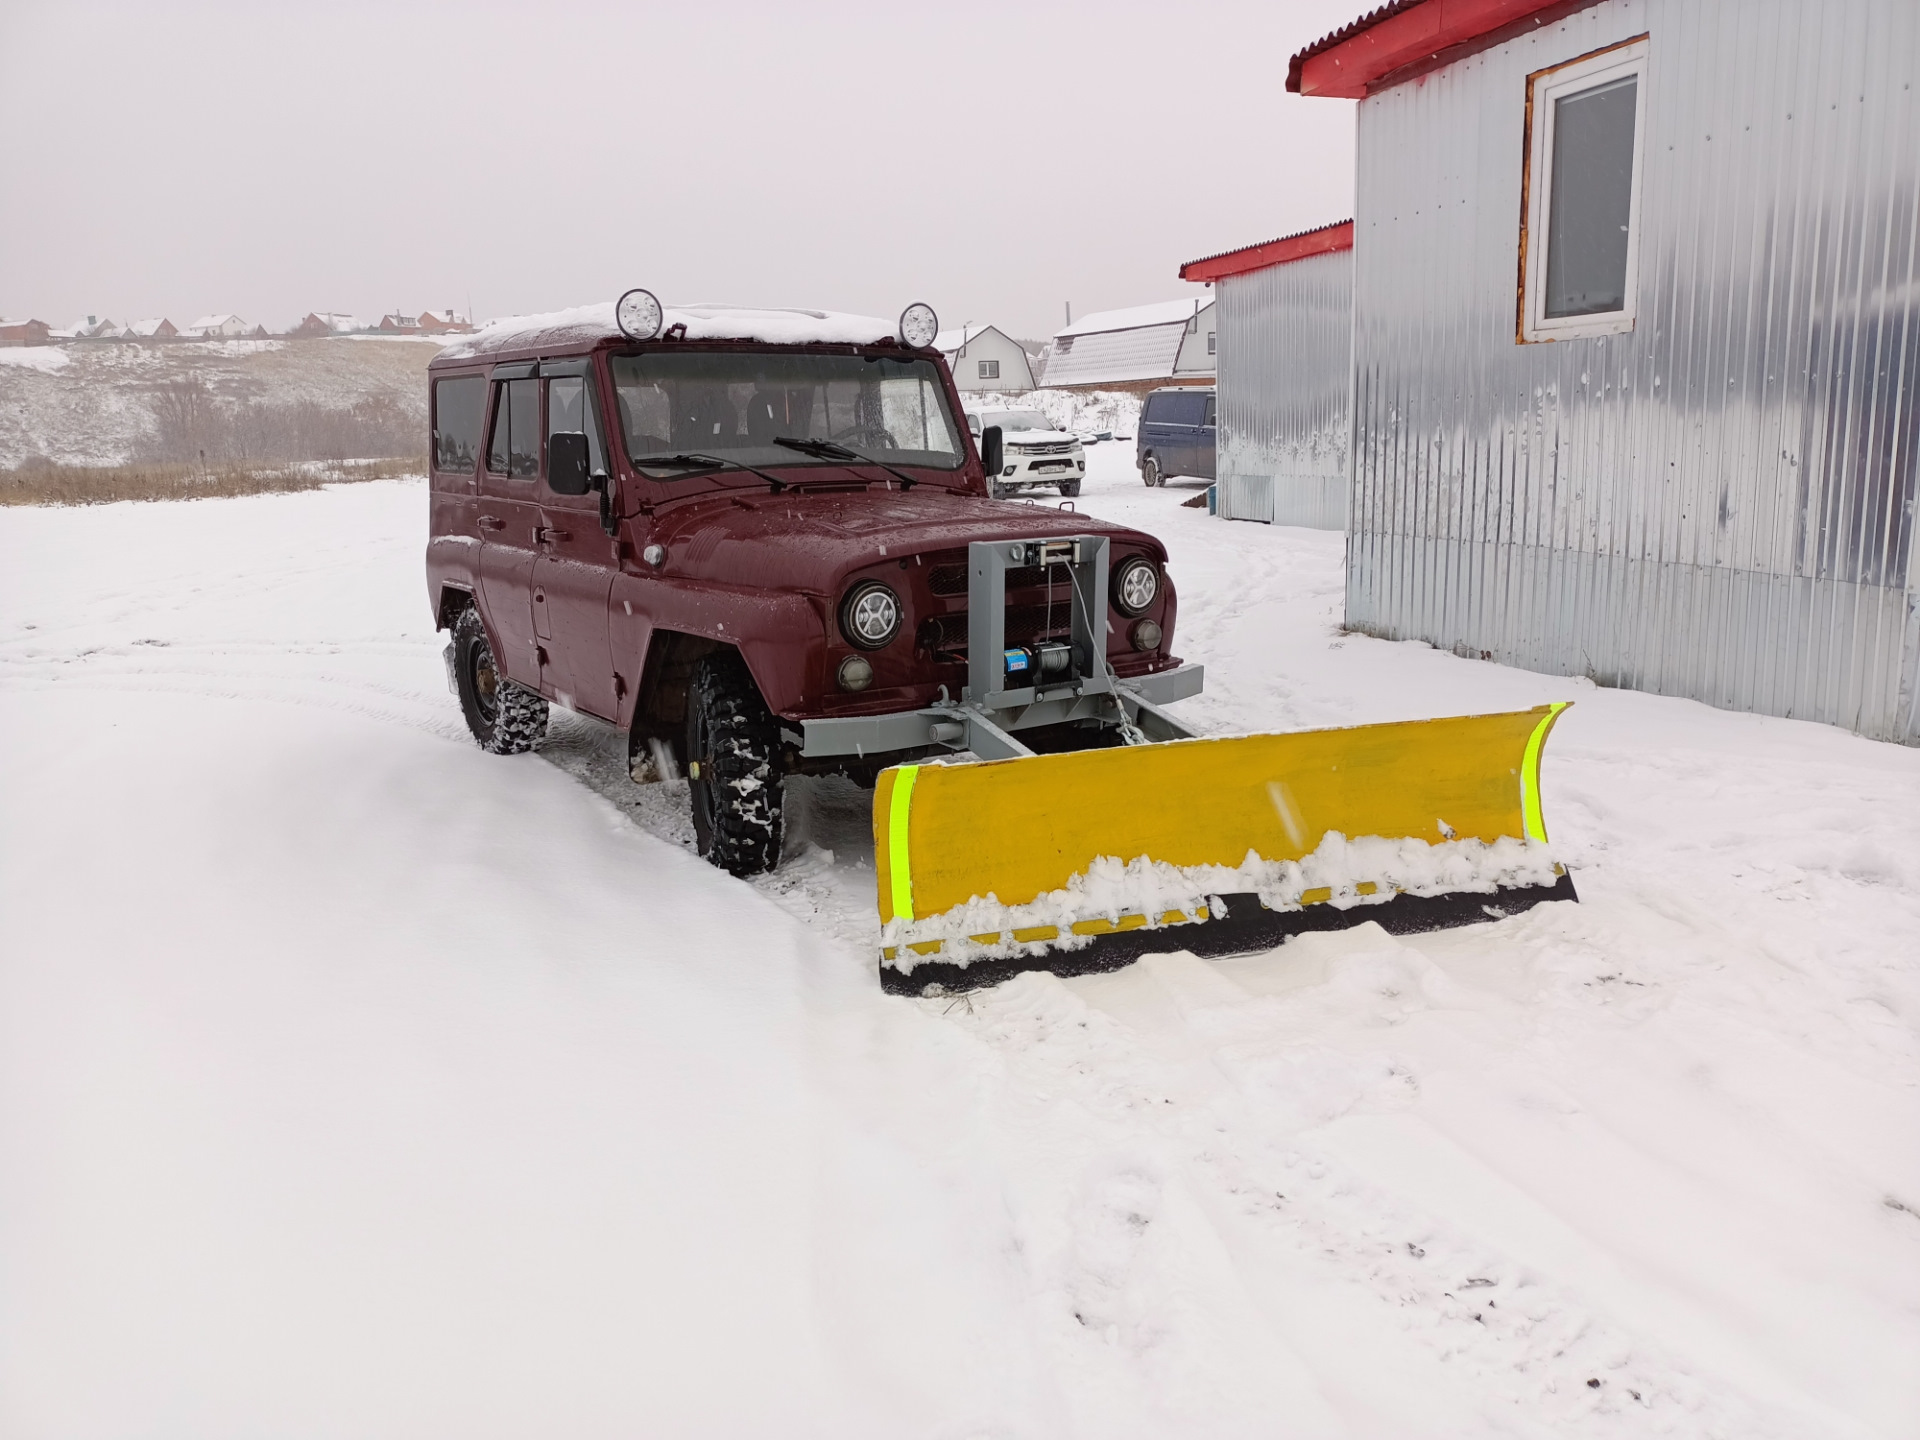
xmin=1180 ymin=221 xmax=1354 ymax=529
xmin=0 ymin=318 xmax=53 ymax=347
xmin=124 ymin=318 xmax=179 ymax=339
xmin=1040 ymin=299 xmax=1216 ymax=394
xmin=187 ymin=314 xmax=250 ymax=338
xmin=936 ymin=324 xmax=1036 ymax=393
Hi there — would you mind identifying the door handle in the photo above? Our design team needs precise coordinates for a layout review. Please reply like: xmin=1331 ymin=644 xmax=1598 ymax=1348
xmin=536 ymin=526 xmax=571 ymax=545
xmin=477 ymin=514 xmax=505 ymax=531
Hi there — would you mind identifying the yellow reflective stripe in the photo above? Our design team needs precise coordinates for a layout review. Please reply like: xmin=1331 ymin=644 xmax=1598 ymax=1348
xmin=1521 ymin=702 xmax=1570 ymax=842
xmin=887 ymin=764 xmax=919 ymax=922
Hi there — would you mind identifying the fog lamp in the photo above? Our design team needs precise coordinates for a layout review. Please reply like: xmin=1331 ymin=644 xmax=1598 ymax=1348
xmin=1130 ymin=618 xmax=1163 ymax=652
xmin=837 ymin=655 xmax=874 ymax=692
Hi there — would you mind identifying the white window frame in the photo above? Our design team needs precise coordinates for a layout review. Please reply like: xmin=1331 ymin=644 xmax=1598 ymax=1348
xmin=978 ymin=358 xmax=999 ymax=380
xmin=1520 ymin=35 xmax=1649 ymax=343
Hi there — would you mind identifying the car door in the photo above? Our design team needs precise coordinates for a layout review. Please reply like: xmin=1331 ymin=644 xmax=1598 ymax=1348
xmin=1163 ymin=392 xmax=1202 ymax=478
xmin=531 ymin=366 xmax=620 ymax=719
xmin=475 ymin=366 xmax=543 ymax=687
xmin=1196 ymin=394 xmax=1217 ymax=481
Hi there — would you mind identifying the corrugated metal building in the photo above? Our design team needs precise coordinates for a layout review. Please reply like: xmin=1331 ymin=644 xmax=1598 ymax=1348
xmin=1181 ymin=222 xmax=1355 ymax=529
xmin=1292 ymin=0 xmax=1919 ymax=745
xmin=1041 ymin=299 xmax=1216 ymax=393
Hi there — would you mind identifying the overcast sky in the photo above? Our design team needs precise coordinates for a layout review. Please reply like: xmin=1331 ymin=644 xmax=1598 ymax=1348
xmin=1 ymin=1 xmax=1359 ymax=339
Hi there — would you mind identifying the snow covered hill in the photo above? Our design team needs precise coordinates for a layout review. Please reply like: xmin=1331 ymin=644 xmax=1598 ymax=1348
xmin=0 ymin=336 xmax=437 ymax=469
xmin=2 ymin=452 xmax=1917 ymax=1437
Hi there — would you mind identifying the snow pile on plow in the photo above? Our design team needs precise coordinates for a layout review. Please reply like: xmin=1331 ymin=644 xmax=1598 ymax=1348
xmin=876 ymin=704 xmax=1574 ymax=993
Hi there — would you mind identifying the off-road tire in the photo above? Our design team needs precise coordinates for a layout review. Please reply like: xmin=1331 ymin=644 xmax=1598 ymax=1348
xmin=447 ymin=606 xmax=545 ymax=756
xmin=686 ymin=652 xmax=784 ymax=876
xmin=988 ymin=478 xmax=1010 ymax=500
xmin=1141 ymin=455 xmax=1162 ymax=488
xmin=1058 ymin=479 xmax=1082 ymax=497
xmin=452 ymin=606 xmax=548 ymax=753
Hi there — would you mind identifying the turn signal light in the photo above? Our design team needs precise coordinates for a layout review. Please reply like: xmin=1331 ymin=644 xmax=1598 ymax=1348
xmin=1130 ymin=619 xmax=1163 ymax=652
xmin=838 ymin=655 xmax=874 ymax=692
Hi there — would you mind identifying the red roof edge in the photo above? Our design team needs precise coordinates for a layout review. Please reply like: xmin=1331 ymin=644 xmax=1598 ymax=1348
xmin=1287 ymin=0 xmax=1604 ymax=99
xmin=1179 ymin=220 xmax=1354 ymax=284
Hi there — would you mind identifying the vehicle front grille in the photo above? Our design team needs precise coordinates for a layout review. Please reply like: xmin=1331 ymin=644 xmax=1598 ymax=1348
xmin=928 ymin=563 xmax=1063 ymax=596
xmin=917 ymin=603 xmax=1073 ymax=655
xmin=1010 ymin=440 xmax=1076 ymax=456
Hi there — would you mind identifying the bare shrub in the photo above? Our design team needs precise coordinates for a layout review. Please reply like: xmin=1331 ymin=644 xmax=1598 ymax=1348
xmin=0 ymin=458 xmax=422 ymax=507
xmin=141 ymin=383 xmax=425 ymax=466
xmin=151 ymin=377 xmax=217 ymax=462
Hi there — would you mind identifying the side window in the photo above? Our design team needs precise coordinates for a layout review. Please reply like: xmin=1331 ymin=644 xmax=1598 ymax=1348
xmin=432 ymin=375 xmax=485 ymax=472
xmin=1202 ymin=397 xmax=1216 ymax=427
xmin=978 ymin=359 xmax=1000 ymax=380
xmin=1144 ymin=394 xmax=1166 ymax=424
xmin=1521 ymin=37 xmax=1648 ymax=341
xmin=1161 ymin=393 xmax=1205 ymax=426
xmin=545 ymin=375 xmax=607 ymax=479
xmin=486 ymin=378 xmax=541 ymax=479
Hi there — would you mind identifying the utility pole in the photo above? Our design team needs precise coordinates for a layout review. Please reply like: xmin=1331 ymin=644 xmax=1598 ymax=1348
xmin=1064 ymin=301 xmax=1071 ymax=326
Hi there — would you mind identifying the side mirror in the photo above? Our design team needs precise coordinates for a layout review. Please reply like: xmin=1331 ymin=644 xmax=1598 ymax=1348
xmin=547 ymin=431 xmax=592 ymax=495
xmin=980 ymin=424 xmax=1003 ymax=482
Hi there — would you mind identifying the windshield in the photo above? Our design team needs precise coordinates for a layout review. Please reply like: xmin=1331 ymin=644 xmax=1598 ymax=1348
xmin=976 ymin=410 xmax=1053 ymax=432
xmin=610 ymin=351 xmax=965 ymax=476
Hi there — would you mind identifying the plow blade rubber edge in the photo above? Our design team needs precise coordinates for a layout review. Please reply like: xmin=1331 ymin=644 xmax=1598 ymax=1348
xmin=874 ymin=703 xmax=1575 ymax=994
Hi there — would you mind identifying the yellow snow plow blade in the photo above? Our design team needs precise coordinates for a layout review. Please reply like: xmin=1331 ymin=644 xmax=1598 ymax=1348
xmin=874 ymin=704 xmax=1574 ymax=994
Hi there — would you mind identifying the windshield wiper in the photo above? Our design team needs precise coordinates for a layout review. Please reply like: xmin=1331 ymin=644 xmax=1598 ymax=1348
xmin=630 ymin=451 xmax=794 ymax=492
xmin=772 ymin=436 xmax=920 ymax=491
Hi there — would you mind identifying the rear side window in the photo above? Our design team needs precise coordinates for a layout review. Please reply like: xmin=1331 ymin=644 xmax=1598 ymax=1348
xmin=1202 ymin=397 xmax=1216 ymax=427
xmin=433 ymin=375 xmax=485 ymax=471
xmin=486 ymin=377 xmax=541 ymax=479
xmin=1149 ymin=393 xmax=1206 ymax=426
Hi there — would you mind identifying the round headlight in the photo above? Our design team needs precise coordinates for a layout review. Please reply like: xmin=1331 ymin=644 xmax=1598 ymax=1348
xmin=898 ymin=302 xmax=939 ymax=349
xmin=840 ymin=581 xmax=902 ymax=650
xmin=1113 ymin=556 xmax=1160 ymax=616
xmin=1130 ymin=618 xmax=1163 ymax=652
xmin=616 ymin=287 xmax=663 ymax=341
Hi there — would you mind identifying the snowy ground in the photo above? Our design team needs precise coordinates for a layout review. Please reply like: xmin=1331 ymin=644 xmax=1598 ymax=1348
xmin=3 ymin=448 xmax=1918 ymax=1438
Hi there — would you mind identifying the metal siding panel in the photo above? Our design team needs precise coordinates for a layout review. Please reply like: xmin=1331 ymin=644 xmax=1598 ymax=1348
xmin=1348 ymin=0 xmax=1920 ymax=743
xmin=1216 ymin=249 xmax=1353 ymax=529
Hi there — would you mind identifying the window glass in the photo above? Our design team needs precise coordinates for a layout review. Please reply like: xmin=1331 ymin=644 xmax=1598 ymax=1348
xmin=1544 ymin=74 xmax=1638 ymax=318
xmin=1151 ymin=392 xmax=1206 ymax=426
xmin=487 ymin=385 xmax=509 ymax=473
xmin=433 ymin=375 xmax=485 ymax=471
xmin=610 ymin=350 xmax=964 ymax=476
xmin=1202 ymin=397 xmax=1216 ymax=427
xmin=546 ymin=375 xmax=606 ymax=474
xmin=978 ymin=359 xmax=1000 ymax=380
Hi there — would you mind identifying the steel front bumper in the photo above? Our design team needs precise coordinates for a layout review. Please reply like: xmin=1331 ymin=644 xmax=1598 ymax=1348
xmin=790 ymin=662 xmax=1204 ymax=763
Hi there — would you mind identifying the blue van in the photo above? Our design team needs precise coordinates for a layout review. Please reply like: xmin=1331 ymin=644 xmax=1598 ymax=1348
xmin=1136 ymin=387 xmax=1215 ymax=487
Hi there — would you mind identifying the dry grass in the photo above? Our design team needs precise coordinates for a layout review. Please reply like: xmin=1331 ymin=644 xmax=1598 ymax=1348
xmin=0 ymin=457 xmax=424 ymax=507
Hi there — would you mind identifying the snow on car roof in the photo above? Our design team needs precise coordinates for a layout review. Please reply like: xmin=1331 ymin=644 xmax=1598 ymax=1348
xmin=1056 ymin=297 xmax=1213 ymax=338
xmin=439 ymin=301 xmax=899 ymax=361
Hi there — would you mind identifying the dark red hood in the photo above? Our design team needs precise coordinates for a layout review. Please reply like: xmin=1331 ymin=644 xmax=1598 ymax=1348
xmin=646 ymin=483 xmax=1165 ymax=592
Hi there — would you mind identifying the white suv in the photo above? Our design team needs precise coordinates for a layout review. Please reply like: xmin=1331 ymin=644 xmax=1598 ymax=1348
xmin=966 ymin=408 xmax=1087 ymax=498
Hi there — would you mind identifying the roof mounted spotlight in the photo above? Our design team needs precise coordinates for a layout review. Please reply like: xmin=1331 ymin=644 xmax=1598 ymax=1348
xmin=616 ymin=288 xmax=664 ymax=341
xmin=898 ymin=302 xmax=938 ymax=349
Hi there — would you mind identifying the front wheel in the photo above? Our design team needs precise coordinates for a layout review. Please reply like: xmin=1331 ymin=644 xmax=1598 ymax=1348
xmin=686 ymin=651 xmax=784 ymax=876
xmin=451 ymin=606 xmax=547 ymax=753
xmin=1141 ymin=455 xmax=1162 ymax=488
xmin=988 ymin=478 xmax=1011 ymax=499
xmin=1057 ymin=479 xmax=1082 ymax=497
